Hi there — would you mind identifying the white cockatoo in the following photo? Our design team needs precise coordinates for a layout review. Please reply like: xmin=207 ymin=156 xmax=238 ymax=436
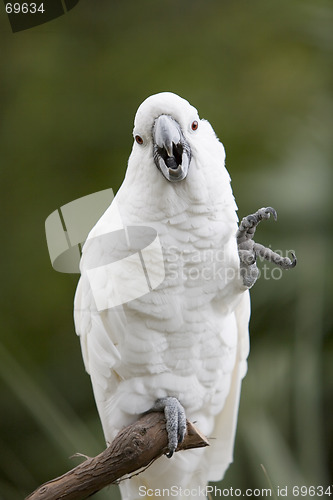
xmin=74 ymin=92 xmax=296 ymax=499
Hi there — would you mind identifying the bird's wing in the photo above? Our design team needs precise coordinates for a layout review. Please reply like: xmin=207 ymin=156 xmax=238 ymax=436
xmin=207 ymin=289 xmax=250 ymax=481
xmin=73 ymin=198 xmax=132 ymax=441
xmin=74 ymin=267 xmax=122 ymax=381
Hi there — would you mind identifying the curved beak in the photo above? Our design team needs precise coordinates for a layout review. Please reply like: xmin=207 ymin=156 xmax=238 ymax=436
xmin=153 ymin=115 xmax=191 ymax=182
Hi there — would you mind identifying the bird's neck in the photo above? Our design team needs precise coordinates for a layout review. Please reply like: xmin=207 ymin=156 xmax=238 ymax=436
xmin=118 ymin=161 xmax=236 ymax=226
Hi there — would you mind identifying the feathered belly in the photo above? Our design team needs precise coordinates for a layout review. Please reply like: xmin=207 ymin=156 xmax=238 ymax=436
xmin=111 ymin=231 xmax=241 ymax=429
xmin=81 ymin=207 xmax=244 ymax=442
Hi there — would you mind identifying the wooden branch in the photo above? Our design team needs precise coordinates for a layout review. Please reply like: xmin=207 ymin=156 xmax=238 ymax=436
xmin=26 ymin=412 xmax=209 ymax=500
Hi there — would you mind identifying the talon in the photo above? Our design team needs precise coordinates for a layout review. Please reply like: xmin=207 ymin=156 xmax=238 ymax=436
xmin=265 ymin=207 xmax=277 ymax=221
xmin=279 ymin=251 xmax=297 ymax=269
xmin=148 ymin=396 xmax=187 ymax=457
xmin=253 ymin=243 xmax=297 ymax=269
xmin=289 ymin=252 xmax=297 ymax=268
xmin=237 ymin=206 xmax=296 ymax=288
xmin=236 ymin=206 xmax=278 ymax=245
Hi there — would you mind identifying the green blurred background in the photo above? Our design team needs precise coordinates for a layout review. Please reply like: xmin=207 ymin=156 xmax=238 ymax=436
xmin=0 ymin=1 xmax=332 ymax=498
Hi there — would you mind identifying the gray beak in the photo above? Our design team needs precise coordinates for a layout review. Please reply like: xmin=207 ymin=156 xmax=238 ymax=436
xmin=153 ymin=115 xmax=191 ymax=182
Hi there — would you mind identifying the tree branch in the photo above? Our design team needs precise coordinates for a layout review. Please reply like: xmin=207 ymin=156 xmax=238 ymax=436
xmin=25 ymin=412 xmax=209 ymax=500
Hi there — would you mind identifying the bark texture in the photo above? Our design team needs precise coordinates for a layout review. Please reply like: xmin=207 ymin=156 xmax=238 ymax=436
xmin=26 ymin=412 xmax=209 ymax=500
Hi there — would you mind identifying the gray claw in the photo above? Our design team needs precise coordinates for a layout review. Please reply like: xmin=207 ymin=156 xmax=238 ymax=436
xmin=237 ymin=207 xmax=277 ymax=245
xmin=149 ymin=397 xmax=187 ymax=458
xmin=289 ymin=252 xmax=297 ymax=268
xmin=253 ymin=244 xmax=297 ymax=269
xmin=237 ymin=207 xmax=297 ymax=288
xmin=266 ymin=206 xmax=278 ymax=221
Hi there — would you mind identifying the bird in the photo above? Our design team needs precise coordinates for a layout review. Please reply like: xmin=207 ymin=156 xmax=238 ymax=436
xmin=74 ymin=92 xmax=296 ymax=499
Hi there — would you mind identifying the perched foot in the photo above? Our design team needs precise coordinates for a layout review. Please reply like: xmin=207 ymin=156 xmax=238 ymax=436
xmin=148 ymin=397 xmax=187 ymax=458
xmin=237 ymin=207 xmax=297 ymax=288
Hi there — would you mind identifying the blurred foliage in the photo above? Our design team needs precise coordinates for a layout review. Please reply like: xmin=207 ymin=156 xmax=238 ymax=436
xmin=0 ymin=0 xmax=332 ymax=498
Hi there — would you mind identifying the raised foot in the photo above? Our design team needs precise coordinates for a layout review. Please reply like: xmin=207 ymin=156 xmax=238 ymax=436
xmin=149 ymin=397 xmax=186 ymax=458
xmin=237 ymin=207 xmax=297 ymax=288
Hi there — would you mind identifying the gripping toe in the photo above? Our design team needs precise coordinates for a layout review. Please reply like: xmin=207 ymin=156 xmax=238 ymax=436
xmin=237 ymin=207 xmax=296 ymax=288
xmin=149 ymin=396 xmax=187 ymax=458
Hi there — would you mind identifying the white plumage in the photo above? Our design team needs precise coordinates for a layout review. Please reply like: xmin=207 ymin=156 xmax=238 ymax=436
xmin=74 ymin=92 xmax=250 ymax=499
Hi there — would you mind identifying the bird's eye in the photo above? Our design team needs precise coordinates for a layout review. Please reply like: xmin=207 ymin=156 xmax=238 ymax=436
xmin=135 ymin=135 xmax=144 ymax=145
xmin=191 ymin=121 xmax=199 ymax=131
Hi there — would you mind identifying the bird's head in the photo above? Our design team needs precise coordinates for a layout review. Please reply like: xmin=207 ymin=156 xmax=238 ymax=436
xmin=132 ymin=92 xmax=201 ymax=183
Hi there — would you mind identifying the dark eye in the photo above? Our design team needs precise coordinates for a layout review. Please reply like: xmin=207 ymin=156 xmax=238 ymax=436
xmin=191 ymin=120 xmax=198 ymax=131
xmin=135 ymin=135 xmax=144 ymax=145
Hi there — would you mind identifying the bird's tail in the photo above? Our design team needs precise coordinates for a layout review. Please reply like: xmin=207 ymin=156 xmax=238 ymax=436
xmin=118 ymin=448 xmax=209 ymax=499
